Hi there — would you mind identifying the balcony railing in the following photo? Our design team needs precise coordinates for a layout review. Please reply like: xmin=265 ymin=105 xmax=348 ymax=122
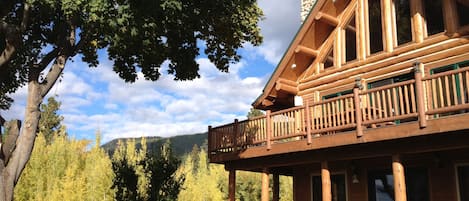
xmin=208 ymin=66 xmax=469 ymax=155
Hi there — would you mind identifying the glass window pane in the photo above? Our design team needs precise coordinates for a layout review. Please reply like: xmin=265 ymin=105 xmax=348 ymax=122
xmin=424 ymin=0 xmax=445 ymax=36
xmin=394 ymin=0 xmax=412 ymax=45
xmin=346 ymin=15 xmax=357 ymax=62
xmin=368 ymin=168 xmax=429 ymax=201
xmin=369 ymin=0 xmax=384 ymax=53
xmin=458 ymin=166 xmax=469 ymax=201
xmin=456 ymin=0 xmax=469 ymax=27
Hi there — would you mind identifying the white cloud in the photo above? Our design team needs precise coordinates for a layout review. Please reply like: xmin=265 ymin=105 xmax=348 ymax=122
xmin=254 ymin=0 xmax=302 ymax=65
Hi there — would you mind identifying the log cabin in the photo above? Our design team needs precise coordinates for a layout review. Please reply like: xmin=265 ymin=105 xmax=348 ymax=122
xmin=208 ymin=0 xmax=469 ymax=200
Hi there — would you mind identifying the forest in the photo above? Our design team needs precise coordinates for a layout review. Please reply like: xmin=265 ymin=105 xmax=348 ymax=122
xmin=10 ymin=97 xmax=293 ymax=201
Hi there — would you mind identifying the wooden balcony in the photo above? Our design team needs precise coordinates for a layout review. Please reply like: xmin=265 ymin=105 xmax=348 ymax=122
xmin=208 ymin=67 xmax=469 ymax=163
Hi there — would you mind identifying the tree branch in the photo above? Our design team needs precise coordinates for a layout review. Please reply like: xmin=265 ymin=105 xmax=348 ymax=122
xmin=2 ymin=120 xmax=21 ymax=165
xmin=33 ymin=48 xmax=59 ymax=72
xmin=39 ymin=23 xmax=77 ymax=97
xmin=0 ymin=3 xmax=31 ymax=68
xmin=39 ymin=56 xmax=66 ymax=98
xmin=20 ymin=3 xmax=30 ymax=33
xmin=0 ymin=35 xmax=18 ymax=68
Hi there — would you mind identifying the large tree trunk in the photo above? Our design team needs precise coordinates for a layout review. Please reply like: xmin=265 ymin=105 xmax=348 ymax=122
xmin=0 ymin=80 xmax=42 ymax=201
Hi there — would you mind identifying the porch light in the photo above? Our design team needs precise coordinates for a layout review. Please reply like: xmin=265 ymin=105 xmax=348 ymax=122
xmin=351 ymin=162 xmax=360 ymax=184
xmin=352 ymin=173 xmax=359 ymax=184
xmin=291 ymin=63 xmax=297 ymax=69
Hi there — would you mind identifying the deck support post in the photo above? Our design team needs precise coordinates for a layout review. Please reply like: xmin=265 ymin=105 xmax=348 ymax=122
xmin=229 ymin=169 xmax=236 ymax=201
xmin=261 ymin=168 xmax=270 ymax=201
xmin=306 ymin=100 xmax=312 ymax=144
xmin=392 ymin=154 xmax=407 ymax=201
xmin=233 ymin=119 xmax=239 ymax=152
xmin=354 ymin=77 xmax=364 ymax=137
xmin=414 ymin=62 xmax=427 ymax=128
xmin=321 ymin=161 xmax=332 ymax=201
xmin=266 ymin=110 xmax=272 ymax=150
xmin=273 ymin=173 xmax=280 ymax=201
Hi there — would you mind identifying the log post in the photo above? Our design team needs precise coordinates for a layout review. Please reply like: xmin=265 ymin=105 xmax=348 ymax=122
xmin=306 ymin=100 xmax=312 ymax=144
xmin=321 ymin=161 xmax=332 ymax=201
xmin=229 ymin=169 xmax=236 ymax=201
xmin=233 ymin=119 xmax=239 ymax=152
xmin=410 ymin=0 xmax=424 ymax=43
xmin=208 ymin=125 xmax=213 ymax=154
xmin=273 ymin=173 xmax=280 ymax=201
xmin=266 ymin=110 xmax=272 ymax=150
xmin=414 ymin=62 xmax=427 ymax=128
xmin=261 ymin=168 xmax=270 ymax=201
xmin=392 ymin=154 xmax=407 ymax=201
xmin=354 ymin=77 xmax=364 ymax=137
xmin=382 ymin=0 xmax=395 ymax=52
xmin=357 ymin=0 xmax=367 ymax=60
xmin=442 ymin=0 xmax=458 ymax=35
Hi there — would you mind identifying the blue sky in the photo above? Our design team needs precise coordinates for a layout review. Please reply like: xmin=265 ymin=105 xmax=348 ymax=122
xmin=3 ymin=0 xmax=302 ymax=143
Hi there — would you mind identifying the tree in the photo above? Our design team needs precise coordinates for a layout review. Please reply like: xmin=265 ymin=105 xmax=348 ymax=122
xmin=38 ymin=96 xmax=65 ymax=144
xmin=111 ymin=138 xmax=149 ymax=201
xmin=146 ymin=140 xmax=184 ymax=201
xmin=0 ymin=0 xmax=263 ymax=200
xmin=247 ymin=108 xmax=264 ymax=119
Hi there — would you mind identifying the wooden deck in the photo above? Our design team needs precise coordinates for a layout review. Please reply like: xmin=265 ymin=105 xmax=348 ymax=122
xmin=209 ymin=67 xmax=469 ymax=163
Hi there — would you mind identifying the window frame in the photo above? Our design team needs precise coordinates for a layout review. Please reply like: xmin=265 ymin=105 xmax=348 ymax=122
xmin=455 ymin=163 xmax=469 ymax=201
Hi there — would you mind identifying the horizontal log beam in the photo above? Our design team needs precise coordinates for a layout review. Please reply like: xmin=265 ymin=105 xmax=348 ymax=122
xmin=262 ymin=99 xmax=274 ymax=107
xmin=295 ymin=45 xmax=318 ymax=57
xmin=275 ymin=83 xmax=298 ymax=94
xmin=315 ymin=11 xmax=339 ymax=27
xmin=277 ymin=78 xmax=298 ymax=87
xmin=299 ymin=38 xmax=469 ymax=92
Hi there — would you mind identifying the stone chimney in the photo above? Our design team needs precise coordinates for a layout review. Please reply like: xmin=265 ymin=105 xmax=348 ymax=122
xmin=301 ymin=0 xmax=317 ymax=22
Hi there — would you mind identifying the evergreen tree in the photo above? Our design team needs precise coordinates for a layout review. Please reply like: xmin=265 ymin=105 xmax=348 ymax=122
xmin=111 ymin=138 xmax=149 ymax=201
xmin=146 ymin=140 xmax=184 ymax=201
xmin=38 ymin=97 xmax=65 ymax=143
xmin=247 ymin=108 xmax=264 ymax=119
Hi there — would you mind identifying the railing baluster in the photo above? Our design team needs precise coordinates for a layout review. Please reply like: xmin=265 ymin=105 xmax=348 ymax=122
xmin=459 ymin=72 xmax=465 ymax=104
xmin=452 ymin=74 xmax=458 ymax=105
xmin=404 ymin=85 xmax=410 ymax=114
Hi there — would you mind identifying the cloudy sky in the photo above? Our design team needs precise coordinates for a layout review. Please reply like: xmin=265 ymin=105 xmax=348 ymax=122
xmin=2 ymin=0 xmax=303 ymax=143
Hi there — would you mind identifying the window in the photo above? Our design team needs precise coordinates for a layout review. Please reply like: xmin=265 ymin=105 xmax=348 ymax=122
xmin=345 ymin=15 xmax=357 ymax=62
xmin=323 ymin=90 xmax=353 ymax=100
xmin=368 ymin=73 xmax=413 ymax=89
xmin=323 ymin=46 xmax=334 ymax=70
xmin=368 ymin=168 xmax=429 ymax=201
xmin=457 ymin=165 xmax=469 ymax=201
xmin=369 ymin=0 xmax=384 ymax=54
xmin=312 ymin=174 xmax=347 ymax=201
xmin=456 ymin=0 xmax=469 ymax=27
xmin=394 ymin=0 xmax=412 ymax=45
xmin=423 ymin=0 xmax=445 ymax=36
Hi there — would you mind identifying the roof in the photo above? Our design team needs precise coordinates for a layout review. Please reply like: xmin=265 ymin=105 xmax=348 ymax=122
xmin=252 ymin=0 xmax=326 ymax=110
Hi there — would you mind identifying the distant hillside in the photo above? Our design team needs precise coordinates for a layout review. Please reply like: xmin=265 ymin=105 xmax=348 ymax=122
xmin=101 ymin=132 xmax=207 ymax=157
